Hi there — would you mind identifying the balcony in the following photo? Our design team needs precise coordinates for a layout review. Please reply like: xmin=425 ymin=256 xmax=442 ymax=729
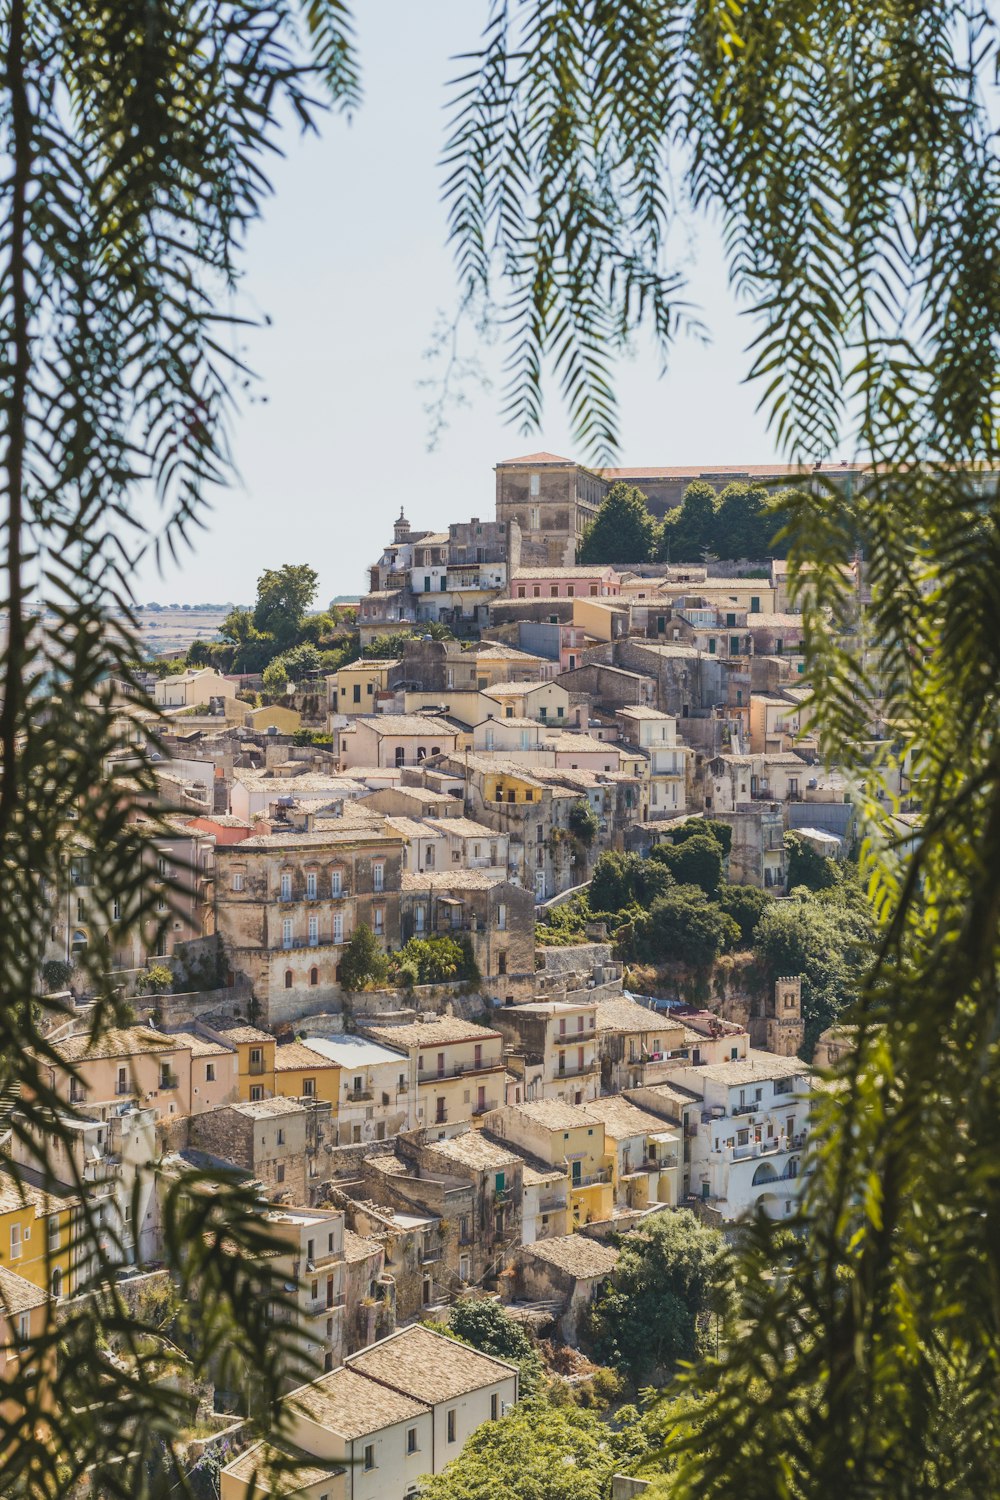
xmin=552 ymin=1059 xmax=598 ymax=1080
xmin=158 ymin=1073 xmax=179 ymax=1092
xmin=248 ymin=1060 xmax=267 ymax=1076
xmin=731 ymin=1101 xmax=762 ymax=1116
xmin=420 ymin=1060 xmax=503 ymax=1084
xmin=571 ymin=1167 xmax=611 ymax=1188
xmin=345 ymin=1088 xmax=373 ymax=1102
xmin=729 ymin=1132 xmax=807 ymax=1162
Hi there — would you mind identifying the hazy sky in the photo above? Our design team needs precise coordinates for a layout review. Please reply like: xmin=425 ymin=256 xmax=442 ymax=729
xmin=135 ymin=1 xmax=784 ymax=608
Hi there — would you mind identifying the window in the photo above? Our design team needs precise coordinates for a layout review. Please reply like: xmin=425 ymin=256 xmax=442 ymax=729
xmin=407 ymin=1427 xmax=418 ymax=1454
xmin=730 ymin=636 xmax=741 ymax=655
xmin=566 ymin=584 xmax=574 ymax=597
xmin=750 ymin=595 xmax=760 ymax=612
xmin=282 ymin=918 xmax=293 ymax=950
xmin=491 ymin=1393 xmax=499 ymax=1420
xmin=48 ymin=1219 xmax=59 ymax=1251
xmin=232 ymin=871 xmax=244 ymax=892
xmin=306 ymin=871 xmax=317 ymax=900
xmin=250 ymin=1085 xmax=263 ymax=1102
xmin=275 ymin=1163 xmax=285 ymax=1183
xmin=51 ymin=1267 xmax=62 ymax=1299
xmin=497 ymin=903 xmax=507 ymax=930
xmin=373 ymin=906 xmax=384 ymax=935
xmin=276 ymin=1129 xmax=285 ymax=1147
xmin=302 ymin=1076 xmax=316 ymax=1097
xmin=308 ymin=914 xmax=319 ymax=946
xmin=280 ymin=872 xmax=292 ymax=901
xmin=353 ymin=683 xmax=361 ymax=703
xmin=333 ymin=913 xmax=343 ymax=945
xmin=116 ymin=1066 xmax=127 ymax=1095
xmin=363 ymin=1444 xmax=375 ymax=1471
xmin=284 ymin=969 xmax=293 ymax=989
xmin=415 ymin=904 xmax=426 ymax=933
xmin=529 ymin=472 xmax=540 ymax=496
xmin=112 ymin=897 xmax=121 ymax=920
xmin=10 ymin=1224 xmax=21 ymax=1259
xmin=309 ymin=966 xmax=319 ymax=987
xmin=160 ymin=1063 xmax=173 ymax=1089
xmin=331 ymin=868 xmax=342 ymax=897
xmin=447 ymin=1409 xmax=457 ymax=1443
xmin=708 ymin=637 xmax=716 ymax=654
xmin=497 ymin=951 xmax=507 ymax=975
xmin=373 ymin=862 xmax=384 ymax=892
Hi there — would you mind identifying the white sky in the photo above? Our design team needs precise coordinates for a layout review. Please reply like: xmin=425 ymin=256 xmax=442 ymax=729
xmin=134 ymin=1 xmax=785 ymax=608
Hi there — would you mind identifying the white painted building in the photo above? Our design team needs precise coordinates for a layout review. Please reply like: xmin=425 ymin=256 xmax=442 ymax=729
xmin=302 ymin=1034 xmax=409 ymax=1146
xmin=663 ymin=1050 xmax=812 ymax=1220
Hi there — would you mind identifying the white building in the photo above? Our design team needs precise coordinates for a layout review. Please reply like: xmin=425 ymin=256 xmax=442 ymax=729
xmin=220 ymin=1323 xmax=518 ymax=1500
xmin=662 ymin=1050 xmax=812 ymax=1220
xmin=302 ymin=1034 xmax=409 ymax=1147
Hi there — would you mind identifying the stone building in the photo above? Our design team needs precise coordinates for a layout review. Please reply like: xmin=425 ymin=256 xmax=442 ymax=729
xmin=750 ymin=977 xmax=805 ymax=1057
xmin=188 ymin=1096 xmax=338 ymax=1202
xmin=494 ymin=452 xmax=605 ymax=567
xmin=399 ymin=870 xmax=536 ymax=1002
xmin=214 ymin=823 xmax=403 ymax=1024
xmin=361 ymin=1017 xmax=506 ymax=1133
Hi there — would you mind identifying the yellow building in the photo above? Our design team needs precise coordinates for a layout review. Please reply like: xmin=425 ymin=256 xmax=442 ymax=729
xmin=273 ymin=1041 xmax=342 ymax=1110
xmin=198 ymin=1020 xmax=276 ymax=1103
xmin=0 ymin=1171 xmax=76 ymax=1299
xmin=0 ymin=1266 xmax=55 ymax=1429
xmin=330 ymin=658 xmax=399 ymax=717
xmin=483 ymin=1100 xmax=615 ymax=1226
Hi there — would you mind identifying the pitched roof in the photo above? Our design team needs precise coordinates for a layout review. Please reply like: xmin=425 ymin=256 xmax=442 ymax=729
xmin=593 ymin=995 xmax=675 ymax=1037
xmin=400 ymin=869 xmax=508 ymax=891
xmin=696 ymin=1049 xmax=810 ymax=1086
xmin=503 ymin=1098 xmax=596 ymax=1130
xmin=292 ymin=1365 xmax=429 ymax=1438
xmin=273 ymin=1041 xmax=339 ymax=1073
xmin=199 ymin=1018 xmax=273 ymax=1046
xmin=363 ymin=1016 xmax=500 ymax=1050
xmin=499 ymin=451 xmax=575 ymax=465
xmin=165 ymin=1030 xmax=233 ymax=1059
xmin=523 ymin=1232 xmax=619 ymax=1279
xmin=0 ymin=1265 xmax=50 ymax=1315
xmin=423 ymin=1130 xmax=521 ymax=1173
xmin=343 ymin=1228 xmax=383 ymax=1264
xmin=579 ymin=1096 xmax=678 ymax=1141
xmin=230 ymin=1096 xmax=305 ymax=1119
xmin=354 ymin=714 xmax=458 ymax=737
xmin=52 ymin=1026 xmax=178 ymax=1063
xmin=347 ymin=1323 xmax=517 ymax=1403
xmin=222 ymin=1440 xmax=345 ymax=1494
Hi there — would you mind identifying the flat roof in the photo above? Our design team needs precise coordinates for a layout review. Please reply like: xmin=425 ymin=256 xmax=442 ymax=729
xmin=302 ymin=1034 xmax=406 ymax=1067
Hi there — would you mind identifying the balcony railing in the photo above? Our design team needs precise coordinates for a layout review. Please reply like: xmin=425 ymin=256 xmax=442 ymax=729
xmin=553 ymin=1060 xmax=598 ymax=1079
xmin=420 ymin=1060 xmax=503 ymax=1084
xmin=570 ymin=1167 xmax=611 ymax=1188
xmin=345 ymin=1088 xmax=373 ymax=1102
xmin=248 ymin=1060 xmax=267 ymax=1076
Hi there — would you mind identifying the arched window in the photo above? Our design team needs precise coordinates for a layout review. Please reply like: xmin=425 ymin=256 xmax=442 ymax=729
xmin=309 ymin=966 xmax=318 ymax=987
xmin=751 ymin=1161 xmax=778 ymax=1186
xmin=51 ymin=1267 xmax=62 ymax=1299
xmin=785 ymin=1157 xmax=799 ymax=1180
xmin=284 ymin=969 xmax=293 ymax=989
xmin=71 ymin=929 xmax=88 ymax=954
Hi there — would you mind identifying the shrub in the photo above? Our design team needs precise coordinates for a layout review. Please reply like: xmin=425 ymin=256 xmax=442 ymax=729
xmin=136 ymin=964 xmax=174 ymax=995
xmin=569 ymin=799 xmax=599 ymax=847
xmin=651 ymin=832 xmax=724 ymax=895
xmin=41 ymin=959 xmax=73 ymax=992
xmin=339 ymin=925 xmax=390 ymax=991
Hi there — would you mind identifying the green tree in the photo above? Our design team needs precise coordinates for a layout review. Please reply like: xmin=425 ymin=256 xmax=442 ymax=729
xmin=754 ymin=885 xmax=874 ymax=1053
xmin=661 ymin=481 xmax=719 ymax=561
xmin=568 ymin=799 xmax=599 ymax=847
xmin=651 ymin=833 xmax=724 ymax=896
xmin=589 ymin=850 xmax=673 ymax=915
xmin=631 ymin=888 xmax=740 ymax=967
xmin=419 ymin=1399 xmax=629 ymax=1500
xmin=218 ymin=606 xmax=273 ymax=673
xmin=448 ymin=1300 xmax=534 ymax=1364
xmin=252 ymin=564 xmax=320 ymax=649
xmin=717 ymin=884 xmax=772 ymax=946
xmin=669 ymin=817 xmax=733 ymax=856
xmin=586 ymin=1211 xmax=735 ymax=1381
xmin=714 ymin=481 xmax=774 ymax=559
xmin=785 ymin=831 xmax=839 ymax=891
xmin=578 ymin=481 xmax=659 ymax=564
xmin=391 ymin=935 xmax=470 ymax=986
xmin=339 ymin=924 xmax=390 ymax=992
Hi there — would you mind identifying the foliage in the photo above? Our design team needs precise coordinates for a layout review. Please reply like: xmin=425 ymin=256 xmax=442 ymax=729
xmin=586 ymin=1211 xmax=735 ymax=1382
xmin=754 ymin=884 xmax=875 ymax=1055
xmin=339 ymin=924 xmax=391 ymax=992
xmin=628 ymin=888 xmax=740 ymax=968
xmin=390 ymin=935 xmax=478 ymax=987
xmin=136 ymin=964 xmax=174 ymax=996
xmin=449 ymin=1299 xmax=534 ymax=1364
xmin=252 ymin=565 xmax=320 ymax=650
xmin=568 ymin=799 xmax=599 ymax=847
xmin=577 ymin=481 xmax=660 ymax=564
xmin=41 ymin=959 xmax=73 ymax=992
xmin=261 ymin=642 xmax=321 ymax=697
xmin=419 ymin=1396 xmax=641 ymax=1500
xmin=668 ymin=817 xmax=733 ymax=857
xmin=0 ymin=0 xmax=359 ymax=1483
xmin=716 ymin=884 xmax=772 ymax=946
xmin=651 ymin=833 xmax=724 ymax=896
xmin=785 ymin=831 xmax=839 ymax=891
xmin=589 ymin=851 xmax=673 ymax=913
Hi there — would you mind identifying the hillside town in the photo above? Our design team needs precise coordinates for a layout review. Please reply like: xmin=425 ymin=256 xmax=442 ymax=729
xmin=6 ymin=453 xmax=891 ymax=1497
